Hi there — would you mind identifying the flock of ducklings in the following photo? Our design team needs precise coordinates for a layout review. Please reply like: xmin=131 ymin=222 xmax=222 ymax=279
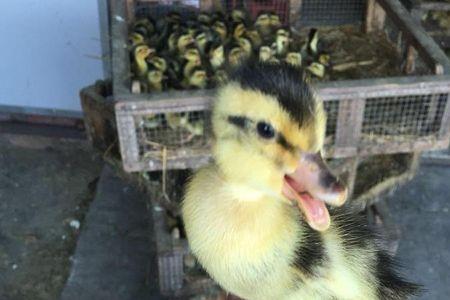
xmin=129 ymin=9 xmax=330 ymax=93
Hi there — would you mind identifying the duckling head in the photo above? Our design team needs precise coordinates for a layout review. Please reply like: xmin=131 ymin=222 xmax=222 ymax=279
xmin=259 ymin=46 xmax=273 ymax=62
xmin=211 ymin=61 xmax=347 ymax=231
xmin=134 ymin=44 xmax=154 ymax=60
xmin=285 ymin=52 xmax=302 ymax=67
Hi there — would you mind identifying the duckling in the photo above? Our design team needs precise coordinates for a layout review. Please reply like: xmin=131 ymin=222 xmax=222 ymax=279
xmin=285 ymin=52 xmax=302 ymax=67
xmin=182 ymin=61 xmax=419 ymax=300
xmin=194 ymin=30 xmax=210 ymax=55
xmin=197 ymin=12 xmax=212 ymax=25
xmin=273 ymin=28 xmax=290 ymax=57
xmin=166 ymin=112 xmax=189 ymax=130
xmin=237 ymin=37 xmax=253 ymax=58
xmin=128 ymin=32 xmax=145 ymax=48
xmin=132 ymin=44 xmax=154 ymax=77
xmin=232 ymin=22 xmax=247 ymax=40
xmin=245 ymin=28 xmax=263 ymax=50
xmin=227 ymin=45 xmax=247 ymax=67
xmin=147 ymin=55 xmax=167 ymax=73
xmin=255 ymin=12 xmax=272 ymax=39
xmin=183 ymin=67 xmax=208 ymax=89
xmin=211 ymin=20 xmax=228 ymax=43
xmin=181 ymin=47 xmax=202 ymax=78
xmin=146 ymin=67 xmax=165 ymax=92
xmin=306 ymin=62 xmax=325 ymax=78
xmin=259 ymin=45 xmax=278 ymax=63
xmin=206 ymin=41 xmax=225 ymax=71
xmin=176 ymin=32 xmax=195 ymax=54
xmin=230 ymin=8 xmax=247 ymax=24
xmin=133 ymin=17 xmax=155 ymax=37
xmin=269 ymin=11 xmax=282 ymax=29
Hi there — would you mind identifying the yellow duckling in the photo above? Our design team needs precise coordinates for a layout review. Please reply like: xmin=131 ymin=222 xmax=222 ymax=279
xmin=132 ymin=44 xmax=154 ymax=77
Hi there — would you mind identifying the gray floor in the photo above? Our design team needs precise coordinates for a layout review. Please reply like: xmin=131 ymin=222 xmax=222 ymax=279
xmin=388 ymin=162 xmax=450 ymax=300
xmin=0 ymin=133 xmax=103 ymax=300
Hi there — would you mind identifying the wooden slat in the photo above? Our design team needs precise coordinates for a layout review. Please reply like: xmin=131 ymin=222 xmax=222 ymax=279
xmin=315 ymin=75 xmax=450 ymax=101
xmin=110 ymin=0 xmax=131 ymax=97
xmin=377 ymin=0 xmax=450 ymax=74
xmin=125 ymin=0 xmax=135 ymax=23
xmin=419 ymin=2 xmax=450 ymax=11
xmin=335 ymin=99 xmax=365 ymax=152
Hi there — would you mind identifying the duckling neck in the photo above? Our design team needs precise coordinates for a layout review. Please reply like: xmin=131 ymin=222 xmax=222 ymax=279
xmin=136 ymin=57 xmax=148 ymax=76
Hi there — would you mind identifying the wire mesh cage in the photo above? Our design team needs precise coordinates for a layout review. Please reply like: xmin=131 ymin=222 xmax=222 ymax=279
xmin=112 ymin=0 xmax=450 ymax=173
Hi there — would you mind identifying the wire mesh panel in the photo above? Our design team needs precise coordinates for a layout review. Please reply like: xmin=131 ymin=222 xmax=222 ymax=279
xmin=135 ymin=110 xmax=211 ymax=161
xmin=296 ymin=0 xmax=366 ymax=26
xmin=362 ymin=93 xmax=448 ymax=140
xmin=324 ymin=100 xmax=339 ymax=144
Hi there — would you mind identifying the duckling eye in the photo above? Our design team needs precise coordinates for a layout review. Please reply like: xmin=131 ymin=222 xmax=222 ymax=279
xmin=256 ymin=122 xmax=275 ymax=139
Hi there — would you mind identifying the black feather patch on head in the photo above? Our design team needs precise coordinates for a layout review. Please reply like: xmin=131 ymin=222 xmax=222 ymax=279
xmin=229 ymin=60 xmax=317 ymax=127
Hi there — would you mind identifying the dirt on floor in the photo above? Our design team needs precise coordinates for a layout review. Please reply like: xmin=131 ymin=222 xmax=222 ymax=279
xmin=0 ymin=133 xmax=102 ymax=300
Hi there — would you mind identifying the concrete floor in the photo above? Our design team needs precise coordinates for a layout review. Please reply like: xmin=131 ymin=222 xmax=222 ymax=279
xmin=0 ymin=133 xmax=102 ymax=300
xmin=387 ymin=163 xmax=450 ymax=300
xmin=0 ymin=130 xmax=449 ymax=299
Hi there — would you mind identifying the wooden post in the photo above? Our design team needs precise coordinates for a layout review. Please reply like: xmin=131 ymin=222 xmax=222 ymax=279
xmin=289 ymin=0 xmax=302 ymax=26
xmin=335 ymin=99 xmax=365 ymax=156
xmin=403 ymin=45 xmax=416 ymax=74
xmin=365 ymin=0 xmax=386 ymax=33
xmin=126 ymin=0 xmax=135 ymax=23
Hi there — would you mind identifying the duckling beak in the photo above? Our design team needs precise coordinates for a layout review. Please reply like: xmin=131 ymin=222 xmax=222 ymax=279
xmin=282 ymin=152 xmax=347 ymax=232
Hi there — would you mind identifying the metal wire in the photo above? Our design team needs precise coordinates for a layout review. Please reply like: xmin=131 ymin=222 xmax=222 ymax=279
xmin=362 ymin=93 xmax=447 ymax=141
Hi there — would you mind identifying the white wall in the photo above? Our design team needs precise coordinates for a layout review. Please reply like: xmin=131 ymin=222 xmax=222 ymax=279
xmin=0 ymin=0 xmax=104 ymax=113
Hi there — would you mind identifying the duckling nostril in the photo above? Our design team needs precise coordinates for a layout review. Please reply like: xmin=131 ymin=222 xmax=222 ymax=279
xmin=320 ymin=172 xmax=340 ymax=190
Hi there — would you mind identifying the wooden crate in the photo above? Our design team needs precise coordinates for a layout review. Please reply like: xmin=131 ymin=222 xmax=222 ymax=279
xmin=111 ymin=0 xmax=450 ymax=173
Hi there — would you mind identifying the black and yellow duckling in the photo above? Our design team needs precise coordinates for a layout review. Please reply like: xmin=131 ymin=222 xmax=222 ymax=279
xmin=147 ymin=55 xmax=167 ymax=73
xmin=177 ymin=31 xmax=195 ymax=55
xmin=182 ymin=61 xmax=419 ymax=300
xmin=285 ymin=51 xmax=302 ymax=67
xmin=231 ymin=22 xmax=247 ymax=40
xmin=245 ymin=28 xmax=263 ymax=50
xmin=230 ymin=8 xmax=248 ymax=24
xmin=197 ymin=12 xmax=212 ymax=26
xmin=182 ymin=66 xmax=208 ymax=89
xmin=212 ymin=20 xmax=228 ymax=42
xmin=132 ymin=44 xmax=154 ymax=77
xmin=255 ymin=12 xmax=272 ymax=39
xmin=237 ymin=37 xmax=253 ymax=59
xmin=145 ymin=66 xmax=166 ymax=92
xmin=258 ymin=45 xmax=278 ymax=63
xmin=273 ymin=28 xmax=290 ymax=57
xmin=128 ymin=32 xmax=145 ymax=48
xmin=227 ymin=43 xmax=248 ymax=67
xmin=269 ymin=11 xmax=282 ymax=29
xmin=206 ymin=40 xmax=225 ymax=71
xmin=181 ymin=47 xmax=202 ymax=79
